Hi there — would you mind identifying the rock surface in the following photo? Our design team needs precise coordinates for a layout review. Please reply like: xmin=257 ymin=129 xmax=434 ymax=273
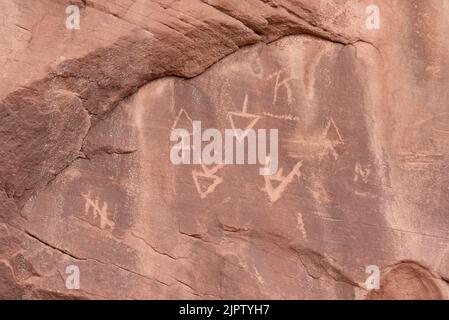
xmin=1 ymin=0 xmax=449 ymax=299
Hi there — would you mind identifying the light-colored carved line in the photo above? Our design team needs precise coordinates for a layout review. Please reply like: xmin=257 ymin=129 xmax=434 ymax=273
xmin=263 ymin=112 xmax=300 ymax=121
xmin=262 ymin=161 xmax=303 ymax=203
xmin=192 ymin=170 xmax=223 ymax=199
xmin=267 ymin=71 xmax=293 ymax=106
xmin=170 ymin=108 xmax=193 ymax=132
xmin=81 ymin=191 xmax=115 ymax=230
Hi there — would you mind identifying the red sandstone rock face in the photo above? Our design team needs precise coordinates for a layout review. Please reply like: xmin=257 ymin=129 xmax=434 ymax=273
xmin=1 ymin=0 xmax=449 ymax=299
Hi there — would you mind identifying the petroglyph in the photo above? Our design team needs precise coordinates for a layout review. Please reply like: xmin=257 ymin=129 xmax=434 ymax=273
xmin=242 ymin=93 xmax=249 ymax=114
xmin=262 ymin=161 xmax=303 ymax=203
xmin=253 ymin=265 xmax=265 ymax=285
xmin=319 ymin=118 xmax=344 ymax=161
xmin=81 ymin=191 xmax=115 ymax=230
xmin=249 ymin=46 xmax=265 ymax=79
xmin=354 ymin=162 xmax=371 ymax=183
xmin=171 ymin=108 xmax=193 ymax=132
xmin=267 ymin=71 xmax=293 ymax=106
xmin=297 ymin=211 xmax=308 ymax=241
xmin=228 ymin=94 xmax=261 ymax=142
xmin=263 ymin=112 xmax=300 ymax=122
xmin=170 ymin=108 xmax=197 ymax=155
xmin=192 ymin=163 xmax=225 ymax=199
xmin=284 ymin=118 xmax=344 ymax=162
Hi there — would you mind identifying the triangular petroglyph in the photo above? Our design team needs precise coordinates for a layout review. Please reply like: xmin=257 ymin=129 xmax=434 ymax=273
xmin=192 ymin=163 xmax=225 ymax=199
xmin=228 ymin=94 xmax=261 ymax=142
xmin=262 ymin=161 xmax=303 ymax=203
xmin=319 ymin=118 xmax=344 ymax=161
xmin=171 ymin=108 xmax=193 ymax=132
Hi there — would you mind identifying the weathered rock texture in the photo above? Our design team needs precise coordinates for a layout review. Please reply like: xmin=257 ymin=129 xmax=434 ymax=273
xmin=1 ymin=0 xmax=449 ymax=299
